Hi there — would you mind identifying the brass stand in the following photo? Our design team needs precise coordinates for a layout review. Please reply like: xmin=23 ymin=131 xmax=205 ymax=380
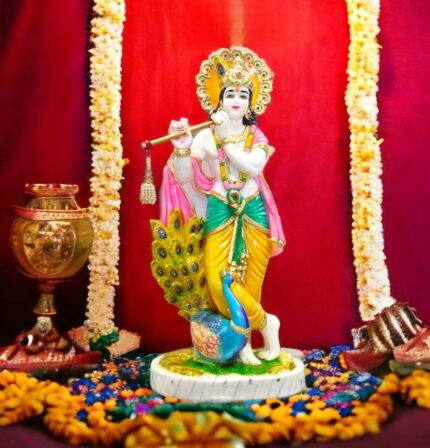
xmin=18 ymin=280 xmax=71 ymax=355
xmin=0 ymin=184 xmax=102 ymax=371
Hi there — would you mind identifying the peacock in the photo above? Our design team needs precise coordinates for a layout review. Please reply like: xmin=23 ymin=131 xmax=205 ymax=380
xmin=150 ymin=210 xmax=248 ymax=363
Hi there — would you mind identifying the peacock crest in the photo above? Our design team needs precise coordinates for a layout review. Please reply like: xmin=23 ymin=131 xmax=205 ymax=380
xmin=150 ymin=210 xmax=211 ymax=322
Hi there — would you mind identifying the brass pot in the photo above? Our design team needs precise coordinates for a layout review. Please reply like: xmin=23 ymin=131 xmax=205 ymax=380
xmin=9 ymin=183 xmax=93 ymax=354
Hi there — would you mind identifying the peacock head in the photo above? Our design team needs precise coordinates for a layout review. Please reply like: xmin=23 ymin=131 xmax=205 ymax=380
xmin=221 ymin=270 xmax=234 ymax=286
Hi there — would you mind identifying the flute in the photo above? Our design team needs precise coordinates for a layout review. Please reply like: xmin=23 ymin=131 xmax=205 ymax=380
xmin=141 ymin=120 xmax=213 ymax=150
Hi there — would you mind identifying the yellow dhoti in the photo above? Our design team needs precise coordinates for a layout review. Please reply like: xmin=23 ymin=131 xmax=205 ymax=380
xmin=204 ymin=219 xmax=271 ymax=329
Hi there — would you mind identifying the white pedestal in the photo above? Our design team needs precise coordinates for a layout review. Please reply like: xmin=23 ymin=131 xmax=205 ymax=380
xmin=150 ymin=348 xmax=306 ymax=402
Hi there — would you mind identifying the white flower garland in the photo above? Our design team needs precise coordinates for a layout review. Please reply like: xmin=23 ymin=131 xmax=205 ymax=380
xmin=85 ymin=0 xmax=126 ymax=339
xmin=345 ymin=0 xmax=395 ymax=321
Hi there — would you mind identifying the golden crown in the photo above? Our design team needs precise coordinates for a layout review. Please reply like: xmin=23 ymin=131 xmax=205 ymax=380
xmin=196 ymin=47 xmax=274 ymax=116
xmin=218 ymin=58 xmax=255 ymax=92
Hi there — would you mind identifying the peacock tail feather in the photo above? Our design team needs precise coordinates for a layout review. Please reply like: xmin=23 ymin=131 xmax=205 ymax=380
xmin=150 ymin=210 xmax=211 ymax=321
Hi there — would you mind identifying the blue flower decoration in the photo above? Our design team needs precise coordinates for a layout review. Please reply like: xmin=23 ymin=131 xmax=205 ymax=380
xmin=76 ymin=409 xmax=88 ymax=422
xmin=291 ymin=400 xmax=308 ymax=416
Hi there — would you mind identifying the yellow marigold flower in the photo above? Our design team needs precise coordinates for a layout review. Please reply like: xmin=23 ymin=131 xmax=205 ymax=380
xmin=305 ymin=400 xmax=326 ymax=411
xmin=270 ymin=405 xmax=293 ymax=423
xmin=378 ymin=373 xmax=401 ymax=395
xmin=350 ymin=420 xmax=366 ymax=437
xmin=400 ymin=370 xmax=430 ymax=409
xmin=250 ymin=404 xmax=271 ymax=420
xmin=338 ymin=424 xmax=357 ymax=440
xmin=289 ymin=393 xmax=310 ymax=403
xmin=104 ymin=398 xmax=117 ymax=411
xmin=416 ymin=393 xmax=430 ymax=409
xmin=0 ymin=372 xmax=63 ymax=426
xmin=310 ymin=408 xmax=341 ymax=424
xmin=292 ymin=415 xmax=315 ymax=442
xmin=314 ymin=422 xmax=338 ymax=440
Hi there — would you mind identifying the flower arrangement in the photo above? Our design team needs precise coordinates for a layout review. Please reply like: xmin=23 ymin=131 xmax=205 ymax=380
xmin=85 ymin=0 xmax=127 ymax=344
xmin=3 ymin=348 xmax=426 ymax=446
xmin=345 ymin=0 xmax=395 ymax=322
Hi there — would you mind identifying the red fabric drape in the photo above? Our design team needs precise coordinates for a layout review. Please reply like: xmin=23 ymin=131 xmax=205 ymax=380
xmin=0 ymin=0 xmax=429 ymax=352
xmin=0 ymin=0 xmax=92 ymax=341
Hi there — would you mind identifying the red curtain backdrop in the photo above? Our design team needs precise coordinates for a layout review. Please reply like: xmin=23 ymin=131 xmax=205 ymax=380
xmin=0 ymin=0 xmax=92 ymax=342
xmin=0 ymin=0 xmax=429 ymax=353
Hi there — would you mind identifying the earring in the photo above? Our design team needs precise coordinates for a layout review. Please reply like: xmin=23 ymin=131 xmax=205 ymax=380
xmin=245 ymin=109 xmax=252 ymax=119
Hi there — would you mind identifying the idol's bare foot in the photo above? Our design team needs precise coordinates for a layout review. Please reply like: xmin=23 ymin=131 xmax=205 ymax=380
xmin=258 ymin=314 xmax=281 ymax=361
xmin=239 ymin=340 xmax=261 ymax=365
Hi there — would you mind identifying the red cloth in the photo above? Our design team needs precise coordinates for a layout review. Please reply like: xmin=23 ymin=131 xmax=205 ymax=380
xmin=0 ymin=0 xmax=429 ymax=353
xmin=0 ymin=0 xmax=92 ymax=342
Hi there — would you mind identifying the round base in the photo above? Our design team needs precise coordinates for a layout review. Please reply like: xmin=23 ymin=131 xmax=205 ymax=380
xmin=150 ymin=348 xmax=306 ymax=402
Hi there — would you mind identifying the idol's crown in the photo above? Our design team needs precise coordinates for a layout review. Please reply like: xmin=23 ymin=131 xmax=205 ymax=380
xmin=219 ymin=58 xmax=255 ymax=92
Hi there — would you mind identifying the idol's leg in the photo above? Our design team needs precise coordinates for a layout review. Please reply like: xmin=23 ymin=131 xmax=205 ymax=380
xmin=259 ymin=314 xmax=281 ymax=361
xmin=205 ymin=224 xmax=266 ymax=365
xmin=242 ymin=221 xmax=281 ymax=361
xmin=238 ymin=340 xmax=260 ymax=365
xmin=204 ymin=225 xmax=268 ymax=330
xmin=230 ymin=222 xmax=272 ymax=365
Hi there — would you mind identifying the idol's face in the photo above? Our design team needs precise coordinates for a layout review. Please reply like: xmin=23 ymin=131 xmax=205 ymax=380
xmin=221 ymin=86 xmax=250 ymax=121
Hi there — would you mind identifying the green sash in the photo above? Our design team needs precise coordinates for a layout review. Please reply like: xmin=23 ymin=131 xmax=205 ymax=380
xmin=204 ymin=190 xmax=269 ymax=264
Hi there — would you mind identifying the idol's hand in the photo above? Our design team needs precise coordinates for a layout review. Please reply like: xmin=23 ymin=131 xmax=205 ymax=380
xmin=169 ymin=117 xmax=193 ymax=150
xmin=211 ymin=110 xmax=230 ymax=142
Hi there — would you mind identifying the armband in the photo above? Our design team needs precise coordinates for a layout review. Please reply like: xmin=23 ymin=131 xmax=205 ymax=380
xmin=174 ymin=147 xmax=191 ymax=157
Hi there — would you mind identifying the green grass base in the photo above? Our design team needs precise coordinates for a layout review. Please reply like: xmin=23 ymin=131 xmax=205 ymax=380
xmin=185 ymin=351 xmax=294 ymax=376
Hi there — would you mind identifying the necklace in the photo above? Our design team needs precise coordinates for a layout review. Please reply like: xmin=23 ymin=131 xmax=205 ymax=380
xmin=223 ymin=126 xmax=249 ymax=145
xmin=212 ymin=127 xmax=254 ymax=190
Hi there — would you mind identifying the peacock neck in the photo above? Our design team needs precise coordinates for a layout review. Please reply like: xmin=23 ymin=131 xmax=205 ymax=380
xmin=222 ymin=275 xmax=249 ymax=329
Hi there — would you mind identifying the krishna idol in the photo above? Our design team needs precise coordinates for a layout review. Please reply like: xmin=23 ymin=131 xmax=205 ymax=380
xmin=144 ymin=47 xmax=304 ymax=400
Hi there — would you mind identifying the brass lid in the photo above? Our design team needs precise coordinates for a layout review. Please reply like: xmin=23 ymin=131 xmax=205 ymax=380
xmin=25 ymin=184 xmax=79 ymax=197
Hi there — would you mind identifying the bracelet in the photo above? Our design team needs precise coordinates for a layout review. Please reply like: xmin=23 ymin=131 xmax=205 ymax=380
xmin=174 ymin=147 xmax=191 ymax=157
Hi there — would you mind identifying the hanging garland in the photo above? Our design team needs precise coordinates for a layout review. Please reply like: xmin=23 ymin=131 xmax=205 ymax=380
xmin=85 ymin=0 xmax=127 ymax=345
xmin=345 ymin=0 xmax=395 ymax=322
